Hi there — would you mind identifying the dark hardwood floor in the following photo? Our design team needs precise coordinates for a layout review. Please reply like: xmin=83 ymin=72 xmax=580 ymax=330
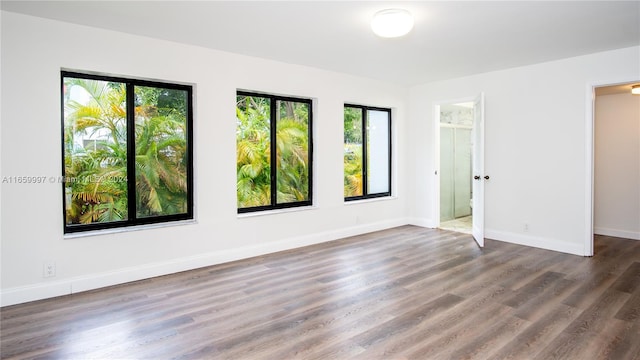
xmin=2 ymin=226 xmax=639 ymax=359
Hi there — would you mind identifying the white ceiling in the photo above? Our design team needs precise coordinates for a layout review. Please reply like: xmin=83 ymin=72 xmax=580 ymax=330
xmin=2 ymin=1 xmax=639 ymax=86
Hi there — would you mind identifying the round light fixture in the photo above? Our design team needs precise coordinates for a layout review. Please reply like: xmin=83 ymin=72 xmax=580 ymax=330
xmin=632 ymin=85 xmax=640 ymax=95
xmin=371 ymin=9 xmax=414 ymax=38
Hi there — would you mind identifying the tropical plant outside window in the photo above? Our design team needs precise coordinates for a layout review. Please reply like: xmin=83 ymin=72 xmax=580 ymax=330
xmin=344 ymin=104 xmax=391 ymax=200
xmin=62 ymin=72 xmax=193 ymax=233
xmin=236 ymin=92 xmax=312 ymax=212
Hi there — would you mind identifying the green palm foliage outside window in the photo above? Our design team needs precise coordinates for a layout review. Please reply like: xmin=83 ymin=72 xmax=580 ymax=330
xmin=134 ymin=86 xmax=189 ymax=218
xmin=62 ymin=73 xmax=192 ymax=233
xmin=344 ymin=107 xmax=364 ymax=197
xmin=63 ymin=78 xmax=129 ymax=224
xmin=236 ymin=95 xmax=271 ymax=208
xmin=236 ymin=93 xmax=312 ymax=212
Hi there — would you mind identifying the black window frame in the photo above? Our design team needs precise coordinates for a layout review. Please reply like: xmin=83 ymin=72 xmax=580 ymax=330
xmin=344 ymin=104 xmax=392 ymax=201
xmin=236 ymin=90 xmax=313 ymax=214
xmin=61 ymin=71 xmax=194 ymax=233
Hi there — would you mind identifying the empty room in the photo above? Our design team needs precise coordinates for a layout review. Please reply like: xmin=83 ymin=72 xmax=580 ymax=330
xmin=1 ymin=1 xmax=639 ymax=359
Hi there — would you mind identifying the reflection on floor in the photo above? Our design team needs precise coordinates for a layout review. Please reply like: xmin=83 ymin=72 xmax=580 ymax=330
xmin=440 ymin=215 xmax=472 ymax=234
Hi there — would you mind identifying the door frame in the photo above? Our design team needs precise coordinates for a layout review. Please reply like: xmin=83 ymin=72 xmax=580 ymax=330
xmin=433 ymin=96 xmax=477 ymax=229
xmin=585 ymin=78 xmax=639 ymax=256
xmin=471 ymin=93 xmax=485 ymax=247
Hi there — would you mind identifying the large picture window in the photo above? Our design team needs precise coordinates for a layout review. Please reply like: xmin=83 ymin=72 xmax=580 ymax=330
xmin=344 ymin=104 xmax=391 ymax=200
xmin=236 ymin=91 xmax=312 ymax=213
xmin=62 ymin=72 xmax=193 ymax=233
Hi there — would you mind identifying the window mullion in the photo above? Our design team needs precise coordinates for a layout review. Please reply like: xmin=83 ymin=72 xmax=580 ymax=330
xmin=126 ymin=83 xmax=137 ymax=223
xmin=362 ymin=109 xmax=368 ymax=196
xmin=270 ymin=98 xmax=278 ymax=207
xmin=387 ymin=111 xmax=392 ymax=197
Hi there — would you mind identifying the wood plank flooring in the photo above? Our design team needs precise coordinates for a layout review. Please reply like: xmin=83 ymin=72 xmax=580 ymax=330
xmin=2 ymin=226 xmax=640 ymax=359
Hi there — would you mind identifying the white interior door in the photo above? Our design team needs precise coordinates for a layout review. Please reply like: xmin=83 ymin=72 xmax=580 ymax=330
xmin=472 ymin=93 xmax=485 ymax=247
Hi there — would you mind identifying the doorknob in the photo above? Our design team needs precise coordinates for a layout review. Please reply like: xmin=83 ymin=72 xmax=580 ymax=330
xmin=484 ymin=175 xmax=490 ymax=180
xmin=474 ymin=175 xmax=481 ymax=180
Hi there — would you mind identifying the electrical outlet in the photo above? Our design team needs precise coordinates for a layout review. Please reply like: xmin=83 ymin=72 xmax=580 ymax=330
xmin=524 ymin=223 xmax=529 ymax=232
xmin=43 ymin=261 xmax=56 ymax=278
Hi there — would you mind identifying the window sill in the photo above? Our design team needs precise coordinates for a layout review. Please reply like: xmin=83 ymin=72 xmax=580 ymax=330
xmin=63 ymin=219 xmax=197 ymax=239
xmin=345 ymin=196 xmax=396 ymax=205
xmin=237 ymin=205 xmax=317 ymax=218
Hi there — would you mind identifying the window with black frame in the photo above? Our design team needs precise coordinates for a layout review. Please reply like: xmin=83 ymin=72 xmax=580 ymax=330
xmin=236 ymin=91 xmax=313 ymax=213
xmin=61 ymin=72 xmax=193 ymax=233
xmin=344 ymin=104 xmax=391 ymax=200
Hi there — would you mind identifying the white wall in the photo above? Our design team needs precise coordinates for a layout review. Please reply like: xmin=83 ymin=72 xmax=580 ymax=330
xmin=594 ymin=92 xmax=640 ymax=240
xmin=408 ymin=46 xmax=640 ymax=255
xmin=0 ymin=12 xmax=409 ymax=306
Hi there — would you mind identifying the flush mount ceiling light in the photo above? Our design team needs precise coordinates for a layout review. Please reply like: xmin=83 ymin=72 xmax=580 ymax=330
xmin=632 ymin=85 xmax=640 ymax=95
xmin=371 ymin=9 xmax=414 ymax=38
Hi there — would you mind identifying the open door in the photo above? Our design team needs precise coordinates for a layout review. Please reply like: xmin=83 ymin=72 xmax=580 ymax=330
xmin=471 ymin=93 xmax=485 ymax=247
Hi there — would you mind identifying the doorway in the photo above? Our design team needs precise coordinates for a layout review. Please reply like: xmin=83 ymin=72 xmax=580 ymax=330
xmin=439 ymin=102 xmax=474 ymax=234
xmin=588 ymin=81 xmax=640 ymax=255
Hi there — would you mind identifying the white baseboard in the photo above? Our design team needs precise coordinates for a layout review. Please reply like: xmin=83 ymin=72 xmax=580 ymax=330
xmin=485 ymin=229 xmax=585 ymax=256
xmin=594 ymin=227 xmax=640 ymax=240
xmin=1 ymin=218 xmax=410 ymax=307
